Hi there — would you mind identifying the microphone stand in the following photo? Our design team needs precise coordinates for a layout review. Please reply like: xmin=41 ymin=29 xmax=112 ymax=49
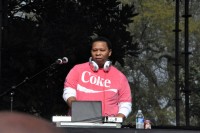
xmin=0 ymin=60 xmax=61 ymax=112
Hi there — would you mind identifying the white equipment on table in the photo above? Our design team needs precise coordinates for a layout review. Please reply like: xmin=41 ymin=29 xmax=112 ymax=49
xmin=52 ymin=116 xmax=72 ymax=122
xmin=52 ymin=116 xmax=123 ymax=128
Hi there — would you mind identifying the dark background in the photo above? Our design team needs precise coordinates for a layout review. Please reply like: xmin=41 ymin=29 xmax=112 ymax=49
xmin=0 ymin=0 xmax=139 ymax=120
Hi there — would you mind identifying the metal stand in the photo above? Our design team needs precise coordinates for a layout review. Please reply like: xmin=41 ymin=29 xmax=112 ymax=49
xmin=10 ymin=91 xmax=14 ymax=112
xmin=0 ymin=59 xmax=64 ymax=112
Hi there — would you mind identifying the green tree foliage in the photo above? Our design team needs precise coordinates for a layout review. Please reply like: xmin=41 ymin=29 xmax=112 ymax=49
xmin=122 ymin=0 xmax=200 ymax=126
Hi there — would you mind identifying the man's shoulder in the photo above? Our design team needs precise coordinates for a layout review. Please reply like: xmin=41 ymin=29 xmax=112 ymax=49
xmin=69 ymin=62 xmax=89 ymax=74
xmin=110 ymin=66 xmax=122 ymax=73
xmin=110 ymin=66 xmax=126 ymax=77
xmin=73 ymin=62 xmax=89 ymax=69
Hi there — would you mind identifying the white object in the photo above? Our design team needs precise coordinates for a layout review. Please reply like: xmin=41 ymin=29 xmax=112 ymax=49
xmin=136 ymin=110 xmax=144 ymax=129
xmin=56 ymin=122 xmax=122 ymax=128
xmin=52 ymin=116 xmax=71 ymax=122
xmin=104 ymin=116 xmax=123 ymax=123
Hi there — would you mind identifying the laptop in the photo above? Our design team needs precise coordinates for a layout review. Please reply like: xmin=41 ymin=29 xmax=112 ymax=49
xmin=71 ymin=101 xmax=102 ymax=123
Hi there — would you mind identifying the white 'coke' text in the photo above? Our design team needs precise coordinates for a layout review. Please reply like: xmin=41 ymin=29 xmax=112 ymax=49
xmin=81 ymin=71 xmax=111 ymax=88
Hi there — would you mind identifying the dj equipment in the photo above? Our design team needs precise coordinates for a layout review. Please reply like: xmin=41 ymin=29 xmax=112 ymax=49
xmin=89 ymin=57 xmax=112 ymax=72
xmin=52 ymin=100 xmax=122 ymax=128
xmin=52 ymin=116 xmax=123 ymax=128
xmin=103 ymin=116 xmax=123 ymax=123
xmin=52 ymin=116 xmax=123 ymax=123
xmin=52 ymin=116 xmax=71 ymax=122
xmin=71 ymin=101 xmax=102 ymax=123
xmin=55 ymin=121 xmax=122 ymax=128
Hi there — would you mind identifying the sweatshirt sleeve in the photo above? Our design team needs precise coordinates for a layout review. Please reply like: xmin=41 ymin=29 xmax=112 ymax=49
xmin=63 ymin=66 xmax=79 ymax=101
xmin=118 ymin=75 xmax=132 ymax=117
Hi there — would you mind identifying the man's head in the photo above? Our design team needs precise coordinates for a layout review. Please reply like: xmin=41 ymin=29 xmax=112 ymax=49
xmin=90 ymin=36 xmax=112 ymax=68
xmin=0 ymin=111 xmax=64 ymax=133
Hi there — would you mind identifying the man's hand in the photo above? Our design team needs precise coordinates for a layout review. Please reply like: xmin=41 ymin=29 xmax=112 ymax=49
xmin=67 ymin=96 xmax=76 ymax=108
xmin=116 ymin=113 xmax=126 ymax=120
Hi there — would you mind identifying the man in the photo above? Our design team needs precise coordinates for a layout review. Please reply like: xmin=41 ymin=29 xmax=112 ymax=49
xmin=63 ymin=36 xmax=132 ymax=119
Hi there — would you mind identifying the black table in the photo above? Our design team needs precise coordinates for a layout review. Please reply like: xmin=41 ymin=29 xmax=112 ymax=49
xmin=60 ymin=127 xmax=200 ymax=133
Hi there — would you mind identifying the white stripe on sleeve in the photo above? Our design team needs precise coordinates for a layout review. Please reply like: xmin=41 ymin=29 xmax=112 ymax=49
xmin=118 ymin=102 xmax=132 ymax=118
xmin=63 ymin=87 xmax=76 ymax=102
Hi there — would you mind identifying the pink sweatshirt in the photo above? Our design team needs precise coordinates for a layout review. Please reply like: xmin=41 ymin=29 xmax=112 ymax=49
xmin=63 ymin=62 xmax=132 ymax=117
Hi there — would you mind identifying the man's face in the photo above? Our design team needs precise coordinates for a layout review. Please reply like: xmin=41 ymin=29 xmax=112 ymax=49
xmin=91 ymin=41 xmax=112 ymax=68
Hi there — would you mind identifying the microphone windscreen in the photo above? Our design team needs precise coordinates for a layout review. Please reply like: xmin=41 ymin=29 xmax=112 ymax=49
xmin=56 ymin=59 xmax=62 ymax=64
xmin=62 ymin=57 xmax=68 ymax=64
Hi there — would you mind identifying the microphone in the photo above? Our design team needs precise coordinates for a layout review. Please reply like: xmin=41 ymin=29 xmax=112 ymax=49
xmin=55 ymin=58 xmax=63 ymax=64
xmin=55 ymin=57 xmax=68 ymax=65
xmin=62 ymin=57 xmax=68 ymax=64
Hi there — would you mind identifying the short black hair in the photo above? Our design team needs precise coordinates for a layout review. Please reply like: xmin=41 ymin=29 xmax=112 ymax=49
xmin=91 ymin=36 xmax=112 ymax=50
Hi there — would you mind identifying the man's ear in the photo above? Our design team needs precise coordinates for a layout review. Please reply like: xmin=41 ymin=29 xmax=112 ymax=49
xmin=109 ymin=49 xmax=112 ymax=56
